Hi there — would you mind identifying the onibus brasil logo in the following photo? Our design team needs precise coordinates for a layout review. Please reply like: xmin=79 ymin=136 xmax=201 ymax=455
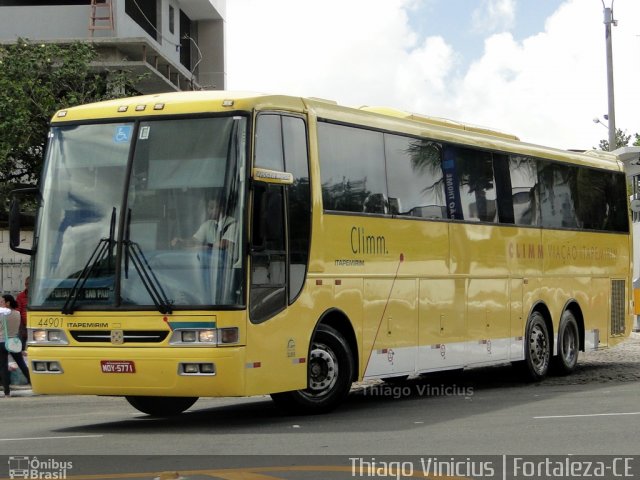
xmin=8 ymin=456 xmax=72 ymax=479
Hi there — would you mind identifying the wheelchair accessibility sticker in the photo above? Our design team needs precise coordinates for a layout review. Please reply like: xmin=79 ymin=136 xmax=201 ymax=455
xmin=113 ymin=125 xmax=132 ymax=143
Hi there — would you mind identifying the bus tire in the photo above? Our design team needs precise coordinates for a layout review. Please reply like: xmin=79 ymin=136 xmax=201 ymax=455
xmin=270 ymin=324 xmax=354 ymax=414
xmin=552 ymin=310 xmax=579 ymax=375
xmin=125 ymin=396 xmax=198 ymax=416
xmin=522 ymin=311 xmax=551 ymax=381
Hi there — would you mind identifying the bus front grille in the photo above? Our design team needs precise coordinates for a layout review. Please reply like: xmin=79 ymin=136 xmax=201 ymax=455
xmin=610 ymin=279 xmax=626 ymax=336
xmin=70 ymin=330 xmax=169 ymax=343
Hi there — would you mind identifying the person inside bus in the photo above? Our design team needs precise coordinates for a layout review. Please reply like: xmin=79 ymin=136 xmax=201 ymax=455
xmin=171 ymin=197 xmax=236 ymax=251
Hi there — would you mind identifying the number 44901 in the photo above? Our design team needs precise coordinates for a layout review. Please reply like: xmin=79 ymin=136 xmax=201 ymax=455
xmin=37 ymin=317 xmax=64 ymax=328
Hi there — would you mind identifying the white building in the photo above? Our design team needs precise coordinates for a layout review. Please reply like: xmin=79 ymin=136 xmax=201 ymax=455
xmin=0 ymin=0 xmax=226 ymax=92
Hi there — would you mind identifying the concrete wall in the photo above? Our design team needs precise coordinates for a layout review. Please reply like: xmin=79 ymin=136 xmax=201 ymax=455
xmin=197 ymin=18 xmax=226 ymax=89
xmin=0 ymin=6 xmax=90 ymax=39
xmin=0 ymin=230 xmax=31 ymax=295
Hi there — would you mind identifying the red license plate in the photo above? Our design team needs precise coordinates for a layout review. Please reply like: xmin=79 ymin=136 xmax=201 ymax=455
xmin=100 ymin=360 xmax=136 ymax=373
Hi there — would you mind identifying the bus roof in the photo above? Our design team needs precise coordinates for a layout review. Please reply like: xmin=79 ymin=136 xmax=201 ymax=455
xmin=51 ymin=90 xmax=622 ymax=171
xmin=359 ymin=106 xmax=520 ymax=141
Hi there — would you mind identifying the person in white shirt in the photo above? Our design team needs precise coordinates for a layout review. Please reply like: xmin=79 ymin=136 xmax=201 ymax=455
xmin=171 ymin=197 xmax=236 ymax=251
xmin=0 ymin=295 xmax=31 ymax=397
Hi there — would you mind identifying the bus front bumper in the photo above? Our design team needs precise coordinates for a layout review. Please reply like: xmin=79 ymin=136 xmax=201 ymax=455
xmin=27 ymin=346 xmax=246 ymax=398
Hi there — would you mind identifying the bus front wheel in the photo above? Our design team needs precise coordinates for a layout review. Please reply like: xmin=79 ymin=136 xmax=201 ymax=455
xmin=125 ymin=396 xmax=198 ymax=416
xmin=522 ymin=311 xmax=551 ymax=381
xmin=271 ymin=324 xmax=354 ymax=414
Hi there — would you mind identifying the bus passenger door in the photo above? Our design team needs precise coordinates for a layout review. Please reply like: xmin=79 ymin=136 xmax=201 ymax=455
xmin=245 ymin=113 xmax=311 ymax=396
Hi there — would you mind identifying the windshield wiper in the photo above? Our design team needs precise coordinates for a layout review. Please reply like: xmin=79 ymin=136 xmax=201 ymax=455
xmin=62 ymin=207 xmax=116 ymax=315
xmin=123 ymin=208 xmax=173 ymax=314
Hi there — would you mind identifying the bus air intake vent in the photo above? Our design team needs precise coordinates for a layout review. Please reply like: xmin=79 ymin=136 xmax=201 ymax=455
xmin=610 ymin=279 xmax=626 ymax=336
xmin=70 ymin=330 xmax=169 ymax=343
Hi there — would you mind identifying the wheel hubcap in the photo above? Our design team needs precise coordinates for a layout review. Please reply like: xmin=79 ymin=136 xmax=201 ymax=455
xmin=307 ymin=343 xmax=338 ymax=394
xmin=529 ymin=324 xmax=548 ymax=373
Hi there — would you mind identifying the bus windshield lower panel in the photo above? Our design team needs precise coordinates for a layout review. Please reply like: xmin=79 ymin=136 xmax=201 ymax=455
xmin=32 ymin=116 xmax=247 ymax=310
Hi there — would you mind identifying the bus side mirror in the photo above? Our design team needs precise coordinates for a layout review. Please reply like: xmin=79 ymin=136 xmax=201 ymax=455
xmin=9 ymin=187 xmax=40 ymax=256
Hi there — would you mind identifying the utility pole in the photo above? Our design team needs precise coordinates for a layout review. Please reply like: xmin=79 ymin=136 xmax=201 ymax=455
xmin=602 ymin=1 xmax=617 ymax=151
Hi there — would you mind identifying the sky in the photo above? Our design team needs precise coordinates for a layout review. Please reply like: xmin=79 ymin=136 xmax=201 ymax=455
xmin=224 ymin=0 xmax=640 ymax=152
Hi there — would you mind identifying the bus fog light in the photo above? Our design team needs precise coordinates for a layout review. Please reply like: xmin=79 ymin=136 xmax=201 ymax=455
xmin=33 ymin=361 xmax=47 ymax=372
xmin=178 ymin=362 xmax=216 ymax=375
xmin=199 ymin=363 xmax=215 ymax=374
xmin=32 ymin=361 xmax=63 ymax=373
xmin=183 ymin=363 xmax=199 ymax=374
xmin=48 ymin=362 xmax=62 ymax=372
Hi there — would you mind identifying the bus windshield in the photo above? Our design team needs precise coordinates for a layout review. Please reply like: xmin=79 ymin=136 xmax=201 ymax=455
xmin=32 ymin=116 xmax=247 ymax=311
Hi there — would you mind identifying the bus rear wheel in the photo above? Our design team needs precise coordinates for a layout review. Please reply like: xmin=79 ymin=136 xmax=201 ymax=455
xmin=125 ymin=396 xmax=198 ymax=416
xmin=552 ymin=310 xmax=579 ymax=375
xmin=271 ymin=324 xmax=354 ymax=414
xmin=522 ymin=311 xmax=551 ymax=381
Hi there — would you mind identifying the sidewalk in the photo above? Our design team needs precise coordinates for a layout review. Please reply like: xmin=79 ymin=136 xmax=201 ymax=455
xmin=4 ymin=383 xmax=32 ymax=398
xmin=545 ymin=331 xmax=640 ymax=385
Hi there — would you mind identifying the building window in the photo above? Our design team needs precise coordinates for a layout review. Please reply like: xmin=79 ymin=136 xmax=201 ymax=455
xmin=125 ymin=0 xmax=158 ymax=41
xmin=179 ymin=10 xmax=193 ymax=69
xmin=169 ymin=5 xmax=174 ymax=34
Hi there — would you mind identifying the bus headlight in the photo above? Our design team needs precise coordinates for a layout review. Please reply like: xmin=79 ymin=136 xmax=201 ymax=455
xmin=180 ymin=331 xmax=198 ymax=343
xmin=198 ymin=330 xmax=216 ymax=343
xmin=219 ymin=328 xmax=239 ymax=344
xmin=30 ymin=329 xmax=69 ymax=345
xmin=170 ymin=327 xmax=238 ymax=346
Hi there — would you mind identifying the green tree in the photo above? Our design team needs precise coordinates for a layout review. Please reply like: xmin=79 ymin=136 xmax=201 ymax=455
xmin=0 ymin=39 xmax=145 ymax=220
xmin=597 ymin=128 xmax=632 ymax=151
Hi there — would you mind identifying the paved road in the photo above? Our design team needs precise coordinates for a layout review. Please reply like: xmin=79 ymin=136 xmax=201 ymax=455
xmin=0 ymin=334 xmax=638 ymax=479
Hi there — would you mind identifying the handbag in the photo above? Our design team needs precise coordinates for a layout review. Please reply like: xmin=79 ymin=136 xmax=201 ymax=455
xmin=2 ymin=313 xmax=22 ymax=353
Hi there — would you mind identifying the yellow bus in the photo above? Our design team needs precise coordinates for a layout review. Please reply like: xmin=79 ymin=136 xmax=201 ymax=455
xmin=10 ymin=91 xmax=632 ymax=415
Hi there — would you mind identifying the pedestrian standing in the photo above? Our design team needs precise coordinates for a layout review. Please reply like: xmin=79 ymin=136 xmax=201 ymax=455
xmin=0 ymin=294 xmax=31 ymax=397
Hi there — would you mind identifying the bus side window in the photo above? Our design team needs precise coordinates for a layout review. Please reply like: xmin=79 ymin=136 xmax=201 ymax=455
xmin=493 ymin=153 xmax=515 ymax=224
xmin=255 ymin=114 xmax=285 ymax=171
